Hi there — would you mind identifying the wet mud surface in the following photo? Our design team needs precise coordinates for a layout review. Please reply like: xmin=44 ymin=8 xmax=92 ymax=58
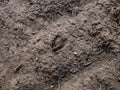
xmin=0 ymin=0 xmax=120 ymax=90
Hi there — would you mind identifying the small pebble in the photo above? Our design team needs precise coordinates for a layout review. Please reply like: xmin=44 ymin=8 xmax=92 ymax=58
xmin=73 ymin=52 xmax=77 ymax=55
xmin=50 ymin=85 xmax=54 ymax=88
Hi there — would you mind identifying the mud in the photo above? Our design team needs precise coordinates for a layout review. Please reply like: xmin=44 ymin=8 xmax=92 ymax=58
xmin=0 ymin=0 xmax=120 ymax=90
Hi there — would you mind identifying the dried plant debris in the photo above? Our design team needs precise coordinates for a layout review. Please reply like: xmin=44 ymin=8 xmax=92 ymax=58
xmin=13 ymin=64 xmax=23 ymax=73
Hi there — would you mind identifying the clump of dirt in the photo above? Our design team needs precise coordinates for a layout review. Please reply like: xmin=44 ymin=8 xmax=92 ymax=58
xmin=0 ymin=0 xmax=120 ymax=90
xmin=109 ymin=7 xmax=120 ymax=26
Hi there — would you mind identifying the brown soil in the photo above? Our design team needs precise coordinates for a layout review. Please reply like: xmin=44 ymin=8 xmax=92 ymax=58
xmin=0 ymin=0 xmax=120 ymax=90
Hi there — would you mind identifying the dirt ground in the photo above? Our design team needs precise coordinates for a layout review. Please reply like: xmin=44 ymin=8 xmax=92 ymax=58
xmin=0 ymin=0 xmax=120 ymax=90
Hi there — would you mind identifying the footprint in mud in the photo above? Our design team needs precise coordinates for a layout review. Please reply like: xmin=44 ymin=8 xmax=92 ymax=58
xmin=51 ymin=33 xmax=67 ymax=52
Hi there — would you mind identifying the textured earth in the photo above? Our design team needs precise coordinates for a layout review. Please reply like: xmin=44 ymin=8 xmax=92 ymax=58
xmin=0 ymin=0 xmax=120 ymax=90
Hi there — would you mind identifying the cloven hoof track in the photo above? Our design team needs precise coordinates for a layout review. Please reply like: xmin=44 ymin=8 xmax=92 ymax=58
xmin=0 ymin=0 xmax=120 ymax=90
xmin=51 ymin=33 xmax=67 ymax=52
